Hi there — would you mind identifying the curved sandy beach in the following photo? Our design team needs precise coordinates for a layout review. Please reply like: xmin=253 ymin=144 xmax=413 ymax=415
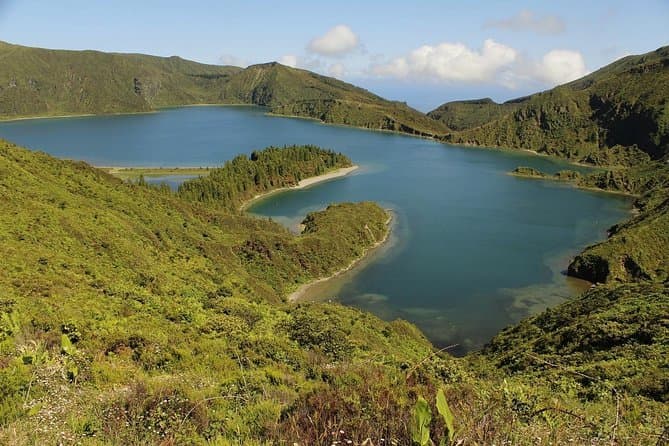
xmin=240 ymin=164 xmax=359 ymax=211
xmin=286 ymin=212 xmax=393 ymax=302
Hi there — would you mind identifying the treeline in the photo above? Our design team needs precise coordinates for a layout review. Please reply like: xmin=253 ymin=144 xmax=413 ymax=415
xmin=177 ymin=144 xmax=352 ymax=210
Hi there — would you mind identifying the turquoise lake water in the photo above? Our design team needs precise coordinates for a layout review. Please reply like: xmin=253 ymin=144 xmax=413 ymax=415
xmin=0 ymin=106 xmax=631 ymax=352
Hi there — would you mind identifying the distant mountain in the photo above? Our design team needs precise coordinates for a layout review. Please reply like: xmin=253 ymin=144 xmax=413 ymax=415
xmin=0 ymin=41 xmax=242 ymax=116
xmin=439 ymin=45 xmax=669 ymax=166
xmin=0 ymin=41 xmax=447 ymax=136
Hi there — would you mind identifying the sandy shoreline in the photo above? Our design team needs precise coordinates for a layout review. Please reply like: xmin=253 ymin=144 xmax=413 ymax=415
xmin=507 ymin=170 xmax=638 ymax=198
xmin=0 ymin=104 xmax=254 ymax=123
xmin=239 ymin=165 xmax=359 ymax=211
xmin=99 ymin=166 xmax=212 ymax=176
xmin=0 ymin=110 xmax=161 ymax=123
xmin=286 ymin=212 xmax=393 ymax=302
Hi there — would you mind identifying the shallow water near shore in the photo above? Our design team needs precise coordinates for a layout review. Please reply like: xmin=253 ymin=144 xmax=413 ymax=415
xmin=0 ymin=106 xmax=632 ymax=353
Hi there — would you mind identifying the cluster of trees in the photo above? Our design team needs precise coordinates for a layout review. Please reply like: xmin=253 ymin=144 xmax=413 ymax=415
xmin=177 ymin=144 xmax=352 ymax=210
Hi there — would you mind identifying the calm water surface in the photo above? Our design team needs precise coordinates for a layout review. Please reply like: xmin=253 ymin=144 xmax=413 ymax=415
xmin=0 ymin=106 xmax=631 ymax=352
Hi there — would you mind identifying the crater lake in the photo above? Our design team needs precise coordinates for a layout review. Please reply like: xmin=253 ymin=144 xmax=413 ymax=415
xmin=0 ymin=106 xmax=631 ymax=353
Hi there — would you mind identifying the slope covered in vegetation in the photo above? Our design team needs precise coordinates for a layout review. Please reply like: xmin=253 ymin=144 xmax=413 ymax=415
xmin=1 ymin=139 xmax=666 ymax=445
xmin=0 ymin=41 xmax=447 ymax=137
xmin=0 ymin=41 xmax=242 ymax=116
xmin=221 ymin=62 xmax=447 ymax=136
xmin=484 ymin=282 xmax=669 ymax=402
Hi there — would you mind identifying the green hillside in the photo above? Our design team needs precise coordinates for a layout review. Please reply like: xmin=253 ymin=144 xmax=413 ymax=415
xmin=442 ymin=45 xmax=669 ymax=166
xmin=0 ymin=41 xmax=447 ymax=136
xmin=220 ymin=62 xmax=447 ymax=136
xmin=484 ymin=282 xmax=669 ymax=402
xmin=0 ymin=41 xmax=241 ymax=116
xmin=1 ymin=139 xmax=666 ymax=444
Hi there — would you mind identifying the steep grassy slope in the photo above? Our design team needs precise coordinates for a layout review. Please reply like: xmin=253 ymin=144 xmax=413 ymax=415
xmin=443 ymin=46 xmax=669 ymax=166
xmin=484 ymin=282 xmax=669 ymax=402
xmin=220 ymin=62 xmax=447 ymax=135
xmin=0 ymin=41 xmax=447 ymax=136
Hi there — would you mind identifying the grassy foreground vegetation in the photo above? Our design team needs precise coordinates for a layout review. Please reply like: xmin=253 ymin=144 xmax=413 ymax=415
xmin=0 ymin=139 xmax=667 ymax=444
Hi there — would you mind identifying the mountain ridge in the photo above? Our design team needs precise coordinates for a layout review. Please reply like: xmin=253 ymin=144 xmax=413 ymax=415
xmin=0 ymin=40 xmax=447 ymax=136
xmin=440 ymin=44 xmax=669 ymax=165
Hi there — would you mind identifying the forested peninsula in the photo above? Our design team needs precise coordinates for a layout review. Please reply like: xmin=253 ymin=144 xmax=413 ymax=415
xmin=176 ymin=145 xmax=353 ymax=210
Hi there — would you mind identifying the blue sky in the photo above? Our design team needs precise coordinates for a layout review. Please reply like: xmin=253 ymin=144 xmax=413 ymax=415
xmin=1 ymin=0 xmax=667 ymax=111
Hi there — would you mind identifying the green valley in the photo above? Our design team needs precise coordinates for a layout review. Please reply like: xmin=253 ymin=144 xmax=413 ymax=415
xmin=0 ymin=37 xmax=667 ymax=445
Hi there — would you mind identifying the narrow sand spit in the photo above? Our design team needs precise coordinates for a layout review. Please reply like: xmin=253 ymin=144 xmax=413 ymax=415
xmin=239 ymin=165 xmax=359 ymax=211
xmin=287 ymin=212 xmax=393 ymax=302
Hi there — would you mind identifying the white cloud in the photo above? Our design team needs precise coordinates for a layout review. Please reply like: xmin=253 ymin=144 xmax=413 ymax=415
xmin=276 ymin=55 xmax=324 ymax=71
xmin=485 ymin=10 xmax=566 ymax=35
xmin=372 ymin=39 xmax=517 ymax=83
xmin=219 ymin=54 xmax=249 ymax=67
xmin=533 ymin=50 xmax=587 ymax=84
xmin=278 ymin=54 xmax=298 ymax=68
xmin=300 ymin=57 xmax=323 ymax=71
xmin=328 ymin=63 xmax=346 ymax=78
xmin=308 ymin=25 xmax=359 ymax=56
xmin=370 ymin=40 xmax=588 ymax=89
